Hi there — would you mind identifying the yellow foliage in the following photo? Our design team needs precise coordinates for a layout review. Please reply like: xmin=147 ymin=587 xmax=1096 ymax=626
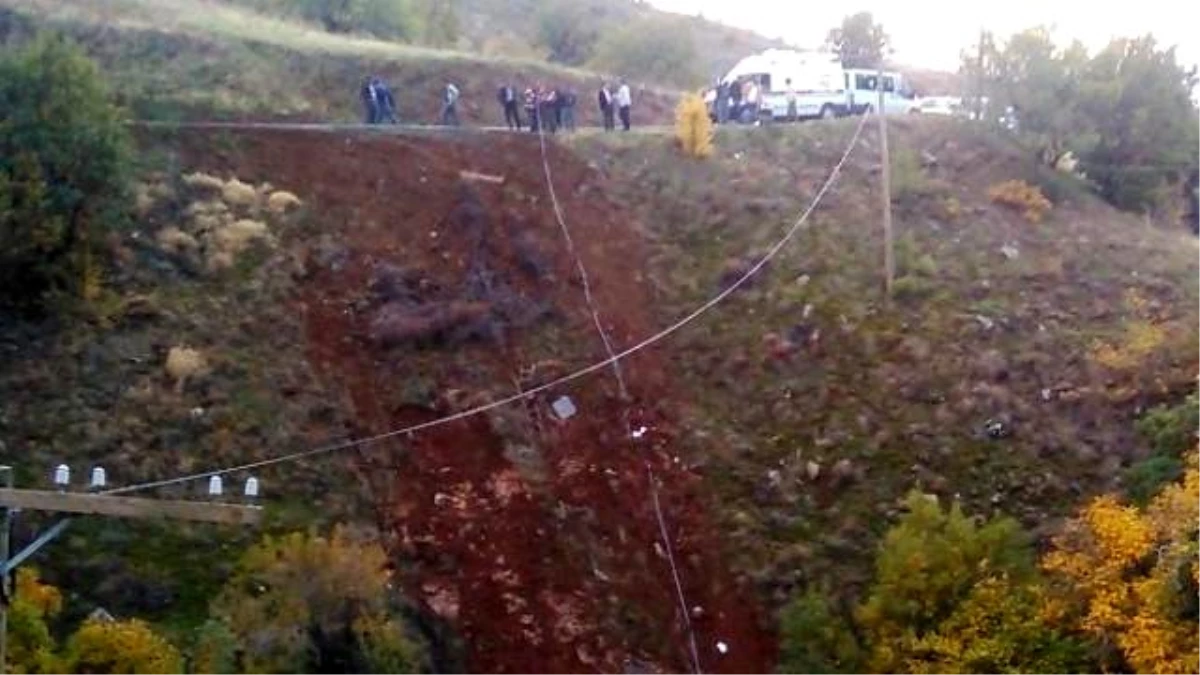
xmin=675 ymin=92 xmax=714 ymax=159
xmin=1041 ymin=454 xmax=1200 ymax=674
xmin=65 ymin=618 xmax=182 ymax=674
xmin=15 ymin=568 xmax=62 ymax=617
xmin=988 ymin=179 xmax=1052 ymax=223
xmin=212 ymin=527 xmax=420 ymax=673
xmin=267 ymin=190 xmax=302 ymax=214
xmin=1090 ymin=289 xmax=1170 ymax=372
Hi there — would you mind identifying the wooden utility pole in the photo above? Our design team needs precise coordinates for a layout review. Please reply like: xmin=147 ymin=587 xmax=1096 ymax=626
xmin=0 ymin=476 xmax=260 ymax=673
xmin=877 ymin=63 xmax=894 ymax=299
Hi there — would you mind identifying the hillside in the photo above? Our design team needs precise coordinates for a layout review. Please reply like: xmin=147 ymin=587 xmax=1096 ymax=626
xmin=0 ymin=0 xmax=683 ymax=123
xmin=1 ymin=112 xmax=1195 ymax=671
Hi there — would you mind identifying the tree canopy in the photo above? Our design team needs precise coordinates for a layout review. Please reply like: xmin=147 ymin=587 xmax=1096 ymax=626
xmin=826 ymin=12 xmax=889 ymax=69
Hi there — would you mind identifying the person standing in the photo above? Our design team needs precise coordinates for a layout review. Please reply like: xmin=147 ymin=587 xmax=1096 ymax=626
xmin=360 ymin=76 xmax=378 ymax=124
xmin=615 ymin=78 xmax=632 ymax=131
xmin=524 ymin=85 xmax=540 ymax=133
xmin=441 ymin=81 xmax=461 ymax=126
xmin=715 ymin=80 xmax=729 ymax=124
xmin=729 ymin=78 xmax=743 ymax=123
xmin=598 ymin=82 xmax=615 ymax=131
xmin=561 ymin=88 xmax=577 ymax=132
xmin=541 ymin=87 xmax=558 ymax=133
xmin=374 ymin=77 xmax=398 ymax=123
xmin=785 ymin=78 xmax=798 ymax=123
xmin=497 ymin=83 xmax=521 ymax=130
xmin=744 ymin=78 xmax=761 ymax=124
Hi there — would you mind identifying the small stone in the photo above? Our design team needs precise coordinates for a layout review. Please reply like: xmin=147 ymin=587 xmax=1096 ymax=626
xmin=805 ymin=461 xmax=821 ymax=481
xmin=1000 ymin=244 xmax=1020 ymax=260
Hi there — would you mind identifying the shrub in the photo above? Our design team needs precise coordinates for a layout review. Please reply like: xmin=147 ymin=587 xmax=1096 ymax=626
xmin=0 ymin=35 xmax=132 ymax=310
xmin=675 ymin=93 xmax=713 ymax=159
xmin=1136 ymin=393 xmax=1199 ymax=458
xmin=211 ymin=527 xmax=424 ymax=673
xmin=1123 ymin=455 xmax=1184 ymax=506
xmin=64 ymin=618 xmax=183 ymax=674
xmin=987 ymin=179 xmax=1053 ymax=222
xmin=778 ymin=589 xmax=864 ymax=673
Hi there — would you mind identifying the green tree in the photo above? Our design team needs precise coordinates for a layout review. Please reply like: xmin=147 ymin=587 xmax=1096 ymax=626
xmin=826 ymin=12 xmax=889 ymax=68
xmin=210 ymin=527 xmax=423 ymax=673
xmin=416 ymin=0 xmax=458 ymax=48
xmin=591 ymin=17 xmax=699 ymax=88
xmin=1076 ymin=36 xmax=1199 ymax=213
xmin=535 ymin=0 xmax=601 ymax=66
xmin=0 ymin=35 xmax=132 ymax=310
xmin=777 ymin=589 xmax=864 ymax=673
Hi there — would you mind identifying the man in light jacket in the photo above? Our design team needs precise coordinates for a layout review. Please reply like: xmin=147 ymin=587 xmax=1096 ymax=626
xmin=615 ymin=79 xmax=632 ymax=131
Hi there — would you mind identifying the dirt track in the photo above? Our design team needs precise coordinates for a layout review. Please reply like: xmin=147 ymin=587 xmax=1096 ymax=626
xmin=167 ymin=128 xmax=775 ymax=673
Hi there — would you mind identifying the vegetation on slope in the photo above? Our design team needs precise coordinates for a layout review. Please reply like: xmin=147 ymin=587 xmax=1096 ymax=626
xmin=571 ymin=118 xmax=1197 ymax=653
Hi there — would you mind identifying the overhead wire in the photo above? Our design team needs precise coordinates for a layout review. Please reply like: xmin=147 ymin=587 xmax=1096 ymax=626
xmin=534 ymin=107 xmax=701 ymax=673
xmin=101 ymin=113 xmax=871 ymax=508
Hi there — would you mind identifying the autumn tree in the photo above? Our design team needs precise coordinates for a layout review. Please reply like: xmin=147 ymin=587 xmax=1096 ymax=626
xmin=209 ymin=527 xmax=423 ymax=673
xmin=1042 ymin=454 xmax=1200 ymax=673
xmin=63 ymin=618 xmax=183 ymax=674
xmin=826 ymin=12 xmax=889 ymax=68
xmin=675 ymin=92 xmax=714 ymax=159
xmin=5 ymin=568 xmax=63 ymax=674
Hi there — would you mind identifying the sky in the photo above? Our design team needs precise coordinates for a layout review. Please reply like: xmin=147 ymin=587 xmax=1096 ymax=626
xmin=645 ymin=0 xmax=1199 ymax=73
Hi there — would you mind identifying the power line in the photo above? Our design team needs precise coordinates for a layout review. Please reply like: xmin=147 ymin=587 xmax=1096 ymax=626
xmin=535 ymin=118 xmax=701 ymax=673
xmin=103 ymin=114 xmax=870 ymax=503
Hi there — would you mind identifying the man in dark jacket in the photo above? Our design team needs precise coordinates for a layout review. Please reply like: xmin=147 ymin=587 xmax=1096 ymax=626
xmin=360 ymin=76 xmax=378 ymax=124
xmin=497 ymin=84 xmax=521 ymax=130
xmin=374 ymin=78 xmax=398 ymax=124
xmin=598 ymin=82 xmax=614 ymax=131
xmin=541 ymin=88 xmax=559 ymax=133
xmin=560 ymin=88 xmax=577 ymax=132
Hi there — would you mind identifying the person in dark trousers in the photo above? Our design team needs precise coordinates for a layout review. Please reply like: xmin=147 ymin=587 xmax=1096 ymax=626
xmin=615 ymin=79 xmax=632 ymax=131
xmin=598 ymin=82 xmax=615 ymax=131
xmin=528 ymin=84 xmax=542 ymax=131
xmin=441 ymin=82 xmax=460 ymax=126
xmin=714 ymin=80 xmax=729 ymax=124
xmin=360 ymin=76 xmax=378 ymax=124
xmin=497 ymin=84 xmax=521 ymax=130
xmin=729 ymin=79 xmax=743 ymax=123
xmin=541 ymin=88 xmax=559 ymax=133
xmin=374 ymin=77 xmax=398 ymax=123
xmin=559 ymin=88 xmax=577 ymax=132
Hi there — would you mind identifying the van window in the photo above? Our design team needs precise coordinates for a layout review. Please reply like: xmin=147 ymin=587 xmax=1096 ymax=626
xmin=882 ymin=76 xmax=896 ymax=93
xmin=855 ymin=73 xmax=877 ymax=91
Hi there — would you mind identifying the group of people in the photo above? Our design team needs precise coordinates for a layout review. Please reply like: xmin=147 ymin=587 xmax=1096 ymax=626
xmin=710 ymin=75 xmax=801 ymax=125
xmin=358 ymin=74 xmax=634 ymax=132
xmin=359 ymin=75 xmax=461 ymax=126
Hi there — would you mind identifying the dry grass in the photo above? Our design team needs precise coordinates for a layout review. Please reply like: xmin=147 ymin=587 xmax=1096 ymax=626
xmin=164 ymin=345 xmax=209 ymax=392
xmin=221 ymin=178 xmax=258 ymax=209
xmin=267 ymin=190 xmax=302 ymax=214
xmin=1 ymin=0 xmax=601 ymax=76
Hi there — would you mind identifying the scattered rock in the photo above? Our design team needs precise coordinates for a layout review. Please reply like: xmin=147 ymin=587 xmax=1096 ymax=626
xmin=831 ymin=459 xmax=856 ymax=486
xmin=805 ymin=461 xmax=821 ymax=481
xmin=920 ymin=150 xmax=939 ymax=168
xmin=1000 ymin=243 xmax=1020 ymax=260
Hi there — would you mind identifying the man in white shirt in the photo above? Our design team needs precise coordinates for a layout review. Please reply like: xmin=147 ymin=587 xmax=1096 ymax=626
xmin=615 ymin=79 xmax=632 ymax=131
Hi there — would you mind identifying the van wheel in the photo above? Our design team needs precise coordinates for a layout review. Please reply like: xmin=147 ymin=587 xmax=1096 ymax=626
xmin=819 ymin=104 xmax=836 ymax=119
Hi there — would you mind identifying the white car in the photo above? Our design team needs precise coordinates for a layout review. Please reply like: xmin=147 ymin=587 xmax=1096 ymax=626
xmin=916 ymin=96 xmax=964 ymax=116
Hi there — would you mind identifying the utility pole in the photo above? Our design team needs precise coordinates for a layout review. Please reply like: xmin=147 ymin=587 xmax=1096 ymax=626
xmin=877 ymin=62 xmax=894 ymax=299
xmin=0 ymin=469 xmax=260 ymax=673
xmin=0 ymin=467 xmax=11 ymax=675
xmin=976 ymin=28 xmax=986 ymax=121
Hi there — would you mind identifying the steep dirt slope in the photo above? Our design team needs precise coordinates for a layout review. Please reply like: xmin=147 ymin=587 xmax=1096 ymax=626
xmin=155 ymin=128 xmax=773 ymax=672
xmin=571 ymin=117 xmax=1199 ymax=607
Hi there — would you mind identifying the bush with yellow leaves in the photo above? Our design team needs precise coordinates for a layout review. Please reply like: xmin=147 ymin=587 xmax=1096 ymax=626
xmin=1090 ymin=289 xmax=1170 ymax=372
xmin=164 ymin=345 xmax=209 ymax=392
xmin=209 ymin=527 xmax=423 ymax=673
xmin=63 ymin=618 xmax=182 ymax=674
xmin=988 ymin=179 xmax=1053 ymax=222
xmin=1042 ymin=453 xmax=1199 ymax=674
xmin=675 ymin=92 xmax=713 ymax=159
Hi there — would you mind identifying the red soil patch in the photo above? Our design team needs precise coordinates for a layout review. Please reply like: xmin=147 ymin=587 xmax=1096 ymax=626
xmin=165 ymin=128 xmax=775 ymax=673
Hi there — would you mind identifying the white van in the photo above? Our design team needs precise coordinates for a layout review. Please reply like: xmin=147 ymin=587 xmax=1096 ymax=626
xmin=842 ymin=69 xmax=920 ymax=115
xmin=708 ymin=49 xmax=849 ymax=123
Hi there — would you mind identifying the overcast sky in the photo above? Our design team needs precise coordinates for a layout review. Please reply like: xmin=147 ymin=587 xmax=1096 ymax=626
xmin=645 ymin=0 xmax=1199 ymax=72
